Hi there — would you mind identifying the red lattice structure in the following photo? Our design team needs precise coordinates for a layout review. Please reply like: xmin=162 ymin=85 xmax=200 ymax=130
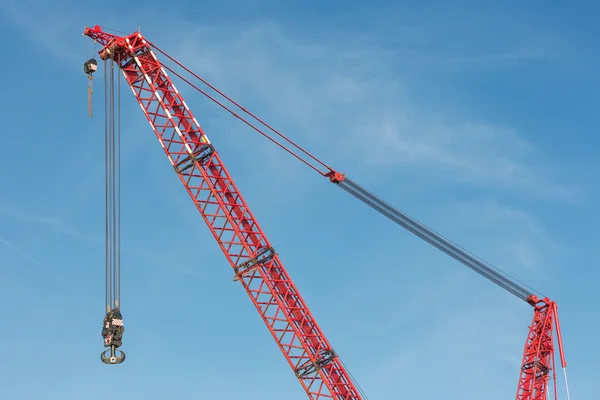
xmin=83 ymin=25 xmax=362 ymax=400
xmin=83 ymin=25 xmax=570 ymax=400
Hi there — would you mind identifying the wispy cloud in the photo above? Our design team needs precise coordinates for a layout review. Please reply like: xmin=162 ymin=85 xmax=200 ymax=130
xmin=0 ymin=203 xmax=97 ymax=243
xmin=151 ymin=20 xmax=577 ymax=203
xmin=0 ymin=203 xmax=221 ymax=284
xmin=363 ymin=294 xmax=527 ymax=399
xmin=365 ymin=5 xmax=566 ymax=69
xmin=0 ymin=235 xmax=50 ymax=271
xmin=1 ymin=3 xmax=576 ymax=202
xmin=406 ymin=25 xmax=563 ymax=68
xmin=446 ymin=200 xmax=563 ymax=286
xmin=0 ymin=0 xmax=84 ymax=67
xmin=354 ymin=112 xmax=567 ymax=195
xmin=0 ymin=233 xmax=96 ymax=301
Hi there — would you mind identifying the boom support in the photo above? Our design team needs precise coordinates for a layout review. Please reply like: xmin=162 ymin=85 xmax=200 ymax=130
xmin=331 ymin=176 xmax=568 ymax=400
xmin=83 ymin=25 xmax=362 ymax=400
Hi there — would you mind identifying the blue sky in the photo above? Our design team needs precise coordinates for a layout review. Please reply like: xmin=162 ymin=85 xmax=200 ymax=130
xmin=0 ymin=0 xmax=598 ymax=399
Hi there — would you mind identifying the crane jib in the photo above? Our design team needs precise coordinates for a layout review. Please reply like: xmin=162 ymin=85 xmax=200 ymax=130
xmin=336 ymin=176 xmax=534 ymax=302
xmin=82 ymin=25 xmax=366 ymax=399
xmin=82 ymin=24 xmax=569 ymax=400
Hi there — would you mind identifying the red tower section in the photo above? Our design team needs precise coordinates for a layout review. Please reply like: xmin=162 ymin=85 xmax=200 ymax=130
xmin=517 ymin=297 xmax=565 ymax=400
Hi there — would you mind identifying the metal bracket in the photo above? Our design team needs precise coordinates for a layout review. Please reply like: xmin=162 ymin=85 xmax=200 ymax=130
xmin=522 ymin=360 xmax=549 ymax=378
xmin=174 ymin=144 xmax=215 ymax=173
xmin=295 ymin=349 xmax=337 ymax=378
xmin=233 ymin=247 xmax=275 ymax=281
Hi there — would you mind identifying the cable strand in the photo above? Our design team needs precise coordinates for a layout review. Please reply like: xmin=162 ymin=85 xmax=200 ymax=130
xmin=149 ymin=42 xmax=333 ymax=175
xmin=117 ymin=61 xmax=122 ymax=307
xmin=111 ymin=58 xmax=116 ymax=308
xmin=104 ymin=58 xmax=109 ymax=311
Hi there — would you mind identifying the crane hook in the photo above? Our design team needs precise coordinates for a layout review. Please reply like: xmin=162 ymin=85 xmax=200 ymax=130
xmin=101 ymin=345 xmax=126 ymax=364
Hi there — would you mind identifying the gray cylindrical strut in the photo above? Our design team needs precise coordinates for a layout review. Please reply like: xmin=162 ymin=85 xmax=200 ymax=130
xmin=337 ymin=176 xmax=533 ymax=302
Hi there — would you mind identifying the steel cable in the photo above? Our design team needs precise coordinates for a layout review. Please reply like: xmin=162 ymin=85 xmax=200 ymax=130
xmin=104 ymin=57 xmax=121 ymax=311
xmin=117 ymin=60 xmax=121 ymax=307
xmin=104 ymin=58 xmax=109 ymax=311
xmin=111 ymin=58 xmax=117 ymax=308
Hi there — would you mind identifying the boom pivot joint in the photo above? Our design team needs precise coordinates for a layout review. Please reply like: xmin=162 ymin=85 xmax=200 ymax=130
xmin=526 ymin=295 xmax=552 ymax=308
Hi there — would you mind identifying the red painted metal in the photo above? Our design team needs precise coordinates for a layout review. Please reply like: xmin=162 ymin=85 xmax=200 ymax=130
xmin=517 ymin=296 xmax=566 ymax=400
xmin=83 ymin=25 xmax=362 ymax=400
xmin=83 ymin=25 xmax=570 ymax=400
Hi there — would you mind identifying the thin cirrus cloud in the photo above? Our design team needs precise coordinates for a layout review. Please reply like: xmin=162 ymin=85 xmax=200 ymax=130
xmin=154 ymin=20 xmax=577 ymax=204
xmin=0 ymin=2 xmax=576 ymax=204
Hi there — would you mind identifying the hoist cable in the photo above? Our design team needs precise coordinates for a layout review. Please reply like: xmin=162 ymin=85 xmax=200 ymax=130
xmin=97 ymin=50 xmax=126 ymax=364
xmin=157 ymin=60 xmax=329 ymax=177
xmin=109 ymin=57 xmax=113 ymax=309
xmin=111 ymin=58 xmax=116 ymax=308
xmin=148 ymin=42 xmax=333 ymax=174
xmin=103 ymin=57 xmax=121 ymax=311
xmin=104 ymin=58 xmax=110 ymax=311
xmin=117 ymin=62 xmax=121 ymax=306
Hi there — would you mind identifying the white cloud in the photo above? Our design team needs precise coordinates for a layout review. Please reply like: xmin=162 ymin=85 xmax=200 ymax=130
xmin=449 ymin=200 xmax=563 ymax=277
xmin=145 ymin=20 xmax=577 ymax=203
xmin=364 ymin=296 xmax=528 ymax=399
xmin=0 ymin=3 xmax=576 ymax=201
xmin=0 ymin=203 xmax=221 ymax=284
xmin=0 ymin=232 xmax=96 ymax=301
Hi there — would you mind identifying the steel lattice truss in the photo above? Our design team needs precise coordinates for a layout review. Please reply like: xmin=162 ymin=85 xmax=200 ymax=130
xmin=84 ymin=26 xmax=362 ymax=400
xmin=83 ymin=25 xmax=570 ymax=400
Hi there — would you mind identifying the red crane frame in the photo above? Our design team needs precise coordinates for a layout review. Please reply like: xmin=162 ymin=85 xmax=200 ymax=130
xmin=83 ymin=26 xmax=362 ymax=400
xmin=83 ymin=25 xmax=569 ymax=400
xmin=517 ymin=296 xmax=566 ymax=400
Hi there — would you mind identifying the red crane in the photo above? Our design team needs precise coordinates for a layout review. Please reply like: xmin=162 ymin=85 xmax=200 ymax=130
xmin=82 ymin=25 xmax=571 ymax=400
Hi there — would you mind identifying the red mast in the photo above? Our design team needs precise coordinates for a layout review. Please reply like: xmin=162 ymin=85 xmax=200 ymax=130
xmin=517 ymin=296 xmax=567 ymax=400
xmin=83 ymin=25 xmax=363 ymax=400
